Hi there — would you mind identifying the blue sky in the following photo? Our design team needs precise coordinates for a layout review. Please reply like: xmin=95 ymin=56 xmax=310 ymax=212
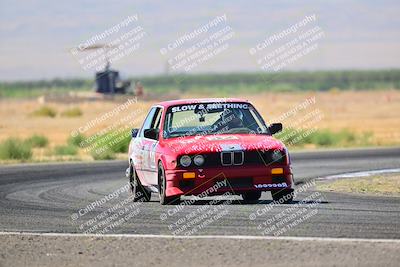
xmin=0 ymin=0 xmax=399 ymax=80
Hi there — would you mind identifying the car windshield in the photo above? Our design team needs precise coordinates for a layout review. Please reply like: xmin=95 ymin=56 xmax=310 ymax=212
xmin=163 ymin=102 xmax=269 ymax=138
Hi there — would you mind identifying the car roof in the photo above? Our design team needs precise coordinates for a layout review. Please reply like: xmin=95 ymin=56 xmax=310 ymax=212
xmin=155 ymin=98 xmax=249 ymax=108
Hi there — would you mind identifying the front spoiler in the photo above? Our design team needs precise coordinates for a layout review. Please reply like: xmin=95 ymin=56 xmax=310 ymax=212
xmin=164 ymin=165 xmax=294 ymax=197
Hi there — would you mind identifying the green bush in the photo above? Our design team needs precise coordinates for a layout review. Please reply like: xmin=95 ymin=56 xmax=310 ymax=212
xmin=68 ymin=133 xmax=86 ymax=147
xmin=25 ymin=134 xmax=48 ymax=148
xmin=31 ymin=106 xmax=57 ymax=118
xmin=276 ymin=128 xmax=311 ymax=146
xmin=308 ymin=129 xmax=357 ymax=147
xmin=110 ymin=131 xmax=131 ymax=153
xmin=88 ymin=130 xmax=131 ymax=154
xmin=0 ymin=138 xmax=32 ymax=160
xmin=278 ymin=128 xmax=371 ymax=148
xmin=310 ymin=129 xmax=337 ymax=146
xmin=61 ymin=107 xmax=83 ymax=117
xmin=336 ymin=129 xmax=356 ymax=144
xmin=54 ymin=145 xmax=78 ymax=155
xmin=358 ymin=131 xmax=373 ymax=146
xmin=91 ymin=149 xmax=116 ymax=160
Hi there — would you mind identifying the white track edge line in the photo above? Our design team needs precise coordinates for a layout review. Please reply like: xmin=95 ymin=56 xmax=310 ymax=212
xmin=319 ymin=168 xmax=400 ymax=180
xmin=0 ymin=231 xmax=399 ymax=243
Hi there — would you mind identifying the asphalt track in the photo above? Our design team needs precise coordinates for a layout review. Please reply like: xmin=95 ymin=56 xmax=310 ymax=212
xmin=0 ymin=147 xmax=399 ymax=239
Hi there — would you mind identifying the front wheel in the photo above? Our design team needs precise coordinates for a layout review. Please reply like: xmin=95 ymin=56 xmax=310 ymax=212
xmin=158 ymin=162 xmax=180 ymax=205
xmin=242 ymin=191 xmax=262 ymax=203
xmin=271 ymin=190 xmax=293 ymax=204
xmin=129 ymin=163 xmax=151 ymax=202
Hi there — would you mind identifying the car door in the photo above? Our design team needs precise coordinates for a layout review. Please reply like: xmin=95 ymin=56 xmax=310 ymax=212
xmin=134 ymin=107 xmax=157 ymax=185
xmin=141 ymin=107 xmax=163 ymax=186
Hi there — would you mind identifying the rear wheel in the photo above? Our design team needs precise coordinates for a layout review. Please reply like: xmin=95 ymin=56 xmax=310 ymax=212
xmin=158 ymin=162 xmax=180 ymax=205
xmin=271 ymin=190 xmax=293 ymax=204
xmin=129 ymin=163 xmax=151 ymax=202
xmin=242 ymin=191 xmax=262 ymax=203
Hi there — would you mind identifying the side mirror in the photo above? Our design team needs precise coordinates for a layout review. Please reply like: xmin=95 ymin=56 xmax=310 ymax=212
xmin=131 ymin=128 xmax=139 ymax=138
xmin=269 ymin=123 xmax=282 ymax=135
xmin=144 ymin=128 xmax=159 ymax=140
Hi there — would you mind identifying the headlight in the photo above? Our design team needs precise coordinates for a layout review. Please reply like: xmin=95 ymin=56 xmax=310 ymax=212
xmin=193 ymin=155 xmax=205 ymax=166
xmin=271 ymin=150 xmax=283 ymax=162
xmin=180 ymin=155 xmax=191 ymax=167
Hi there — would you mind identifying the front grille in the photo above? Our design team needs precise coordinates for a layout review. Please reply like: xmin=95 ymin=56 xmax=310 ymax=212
xmin=221 ymin=151 xmax=244 ymax=166
xmin=221 ymin=152 xmax=232 ymax=165
xmin=233 ymin=151 xmax=244 ymax=165
xmin=202 ymin=150 xmax=285 ymax=167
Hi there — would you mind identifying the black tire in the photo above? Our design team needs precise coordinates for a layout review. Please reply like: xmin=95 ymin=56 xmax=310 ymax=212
xmin=158 ymin=162 xmax=180 ymax=205
xmin=242 ymin=191 xmax=262 ymax=203
xmin=129 ymin=163 xmax=151 ymax=202
xmin=271 ymin=189 xmax=293 ymax=204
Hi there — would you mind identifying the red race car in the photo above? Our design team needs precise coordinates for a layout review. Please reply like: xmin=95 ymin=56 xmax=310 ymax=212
xmin=126 ymin=98 xmax=294 ymax=205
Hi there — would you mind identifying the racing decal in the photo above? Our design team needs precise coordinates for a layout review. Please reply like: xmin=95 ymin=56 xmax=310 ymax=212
xmin=254 ymin=183 xmax=288 ymax=188
xmin=171 ymin=103 xmax=249 ymax=113
xmin=178 ymin=139 xmax=197 ymax=144
xmin=206 ymin=135 xmax=239 ymax=141
xmin=220 ymin=143 xmax=243 ymax=151
xmin=149 ymin=142 xmax=157 ymax=170
xmin=141 ymin=141 xmax=158 ymax=171
xmin=171 ymin=104 xmax=197 ymax=113
xmin=142 ymin=143 xmax=150 ymax=169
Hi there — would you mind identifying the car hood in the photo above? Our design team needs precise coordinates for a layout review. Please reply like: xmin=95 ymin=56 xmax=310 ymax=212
xmin=162 ymin=134 xmax=285 ymax=155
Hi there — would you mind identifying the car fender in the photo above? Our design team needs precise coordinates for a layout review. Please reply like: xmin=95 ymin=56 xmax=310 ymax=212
xmin=157 ymin=153 xmax=167 ymax=171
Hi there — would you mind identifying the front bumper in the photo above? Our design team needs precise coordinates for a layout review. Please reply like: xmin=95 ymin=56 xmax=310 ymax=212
xmin=164 ymin=165 xmax=294 ymax=197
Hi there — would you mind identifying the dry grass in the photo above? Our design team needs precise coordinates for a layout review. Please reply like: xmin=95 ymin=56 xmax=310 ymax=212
xmin=245 ymin=90 xmax=400 ymax=146
xmin=0 ymin=90 xmax=399 ymax=153
xmin=317 ymin=174 xmax=400 ymax=196
xmin=0 ymin=99 xmax=152 ymax=146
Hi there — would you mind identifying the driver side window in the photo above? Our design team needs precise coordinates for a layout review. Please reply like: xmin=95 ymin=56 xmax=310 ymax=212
xmin=140 ymin=107 xmax=163 ymax=140
xmin=139 ymin=107 xmax=157 ymax=137
xmin=152 ymin=108 xmax=163 ymax=130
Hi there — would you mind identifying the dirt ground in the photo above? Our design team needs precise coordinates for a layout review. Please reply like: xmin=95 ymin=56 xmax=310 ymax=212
xmin=0 ymin=90 xmax=399 ymax=147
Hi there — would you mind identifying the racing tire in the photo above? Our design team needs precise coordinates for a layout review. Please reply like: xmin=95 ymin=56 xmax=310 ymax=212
xmin=129 ymin=163 xmax=151 ymax=202
xmin=158 ymin=162 xmax=180 ymax=205
xmin=242 ymin=191 xmax=262 ymax=203
xmin=271 ymin=189 xmax=293 ymax=204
